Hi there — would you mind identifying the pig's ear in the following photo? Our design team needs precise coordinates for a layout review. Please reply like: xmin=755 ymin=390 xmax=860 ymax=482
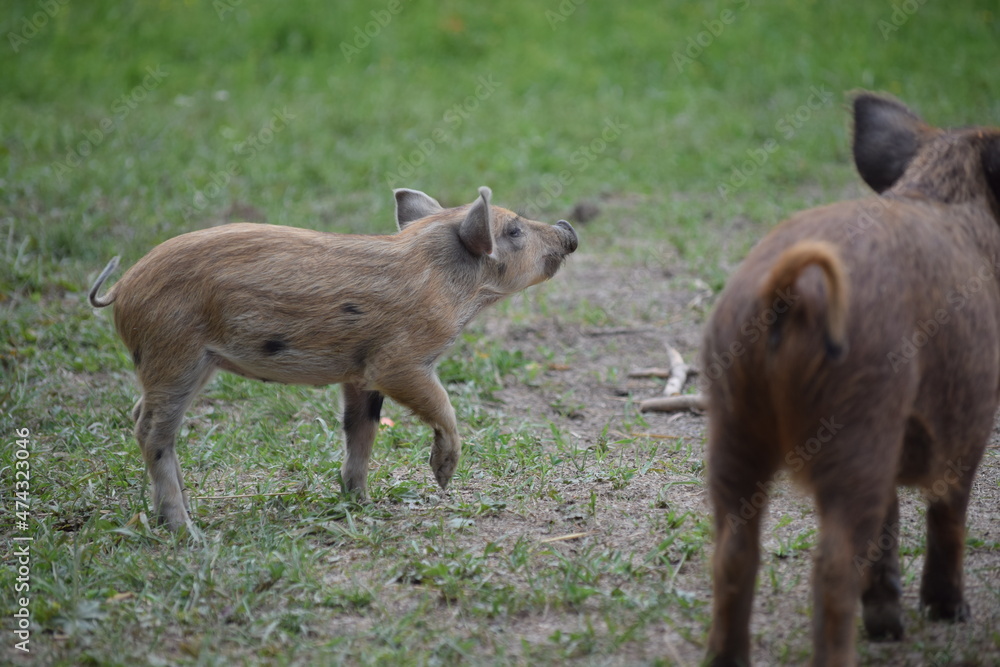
xmin=459 ymin=186 xmax=494 ymax=258
xmin=394 ymin=188 xmax=444 ymax=230
xmin=852 ymin=92 xmax=932 ymax=193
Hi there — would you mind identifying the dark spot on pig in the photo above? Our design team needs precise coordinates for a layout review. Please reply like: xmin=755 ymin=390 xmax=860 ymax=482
xmin=263 ymin=339 xmax=287 ymax=355
xmin=342 ymin=303 xmax=363 ymax=316
xmin=155 ymin=449 xmax=163 ymax=461
xmin=132 ymin=347 xmax=142 ymax=368
xmin=343 ymin=410 xmax=357 ymax=434
xmin=824 ymin=335 xmax=846 ymax=361
xmin=343 ymin=391 xmax=382 ymax=432
xmin=368 ymin=392 xmax=385 ymax=421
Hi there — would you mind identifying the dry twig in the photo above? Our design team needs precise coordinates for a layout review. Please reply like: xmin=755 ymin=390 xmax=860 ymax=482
xmin=627 ymin=367 xmax=673 ymax=379
xmin=539 ymin=531 xmax=595 ymax=544
xmin=662 ymin=345 xmax=689 ymax=396
xmin=639 ymin=394 xmax=707 ymax=413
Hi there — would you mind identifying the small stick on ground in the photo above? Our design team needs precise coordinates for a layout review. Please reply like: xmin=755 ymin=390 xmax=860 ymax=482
xmin=630 ymin=344 xmax=697 ymax=392
xmin=632 ymin=343 xmax=707 ymax=413
xmin=662 ymin=344 xmax=689 ymax=396
xmin=627 ymin=367 xmax=673 ymax=378
xmin=639 ymin=394 xmax=707 ymax=413
xmin=540 ymin=532 xmax=596 ymax=544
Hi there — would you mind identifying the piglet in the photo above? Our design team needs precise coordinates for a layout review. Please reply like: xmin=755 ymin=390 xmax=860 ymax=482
xmin=90 ymin=187 xmax=577 ymax=531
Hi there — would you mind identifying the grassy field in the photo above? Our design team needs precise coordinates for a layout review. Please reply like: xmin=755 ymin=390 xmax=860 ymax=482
xmin=2 ymin=0 xmax=1000 ymax=665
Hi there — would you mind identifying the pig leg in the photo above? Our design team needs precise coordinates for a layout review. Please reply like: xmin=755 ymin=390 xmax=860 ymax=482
xmin=811 ymin=455 xmax=898 ymax=667
xmin=130 ymin=397 xmax=186 ymax=512
xmin=382 ymin=370 xmax=460 ymax=490
xmin=340 ymin=382 xmax=384 ymax=500
xmin=811 ymin=511 xmax=863 ymax=667
xmin=920 ymin=456 xmax=980 ymax=621
xmin=705 ymin=423 xmax=776 ymax=666
xmin=860 ymin=492 xmax=904 ymax=640
xmin=133 ymin=353 xmax=215 ymax=531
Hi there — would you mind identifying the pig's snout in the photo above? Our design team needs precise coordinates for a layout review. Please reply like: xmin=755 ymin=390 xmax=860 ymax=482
xmin=555 ymin=219 xmax=578 ymax=253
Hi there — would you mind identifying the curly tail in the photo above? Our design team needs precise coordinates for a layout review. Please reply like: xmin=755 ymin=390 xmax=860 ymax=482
xmin=88 ymin=256 xmax=121 ymax=308
xmin=758 ymin=241 xmax=848 ymax=359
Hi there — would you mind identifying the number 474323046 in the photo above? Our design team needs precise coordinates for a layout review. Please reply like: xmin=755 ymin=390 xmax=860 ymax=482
xmin=14 ymin=428 xmax=30 ymax=529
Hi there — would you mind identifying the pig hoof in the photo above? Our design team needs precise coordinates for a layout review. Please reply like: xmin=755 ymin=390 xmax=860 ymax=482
xmin=343 ymin=487 xmax=370 ymax=503
xmin=923 ymin=598 xmax=970 ymax=622
xmin=158 ymin=507 xmax=191 ymax=533
xmin=434 ymin=466 xmax=452 ymax=489
xmin=863 ymin=603 xmax=904 ymax=641
xmin=432 ymin=459 xmax=456 ymax=489
xmin=340 ymin=479 xmax=369 ymax=502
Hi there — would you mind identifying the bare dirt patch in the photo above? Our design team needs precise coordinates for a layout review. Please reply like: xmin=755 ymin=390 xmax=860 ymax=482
xmin=455 ymin=245 xmax=1000 ymax=665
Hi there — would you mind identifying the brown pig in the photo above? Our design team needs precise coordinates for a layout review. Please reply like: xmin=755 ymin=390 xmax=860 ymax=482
xmin=89 ymin=186 xmax=578 ymax=531
xmin=703 ymin=93 xmax=1000 ymax=666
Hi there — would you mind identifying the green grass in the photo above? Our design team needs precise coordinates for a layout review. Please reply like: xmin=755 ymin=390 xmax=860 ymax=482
xmin=3 ymin=0 xmax=1000 ymax=664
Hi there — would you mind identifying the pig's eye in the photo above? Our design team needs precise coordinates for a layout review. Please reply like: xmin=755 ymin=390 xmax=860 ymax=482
xmin=507 ymin=225 xmax=523 ymax=238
